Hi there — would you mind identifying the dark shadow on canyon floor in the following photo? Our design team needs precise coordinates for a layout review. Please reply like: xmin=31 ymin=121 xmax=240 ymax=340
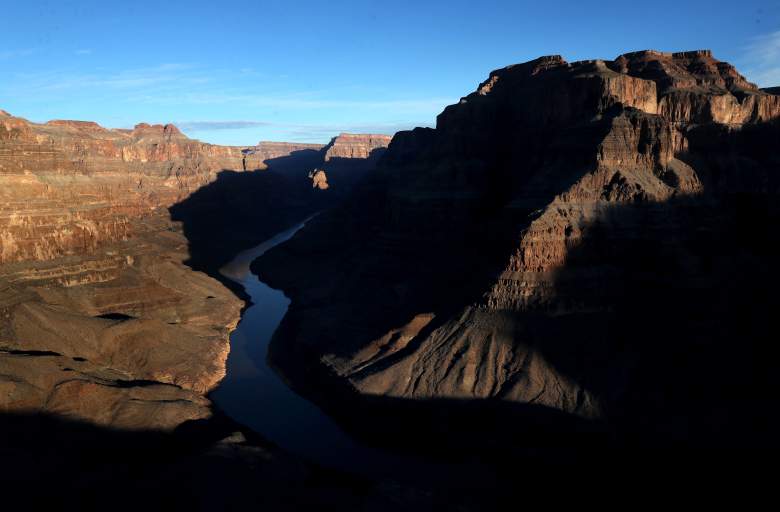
xmin=0 ymin=409 xmax=414 ymax=511
xmin=0 ymin=406 xmax=633 ymax=510
xmin=169 ymin=152 xmax=323 ymax=282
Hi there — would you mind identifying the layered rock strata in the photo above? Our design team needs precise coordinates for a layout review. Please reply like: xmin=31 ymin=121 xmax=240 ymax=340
xmin=0 ymin=116 xmax=265 ymax=265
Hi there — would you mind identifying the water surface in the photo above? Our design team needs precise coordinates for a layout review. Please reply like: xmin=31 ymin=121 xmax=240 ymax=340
xmin=212 ymin=220 xmax=444 ymax=476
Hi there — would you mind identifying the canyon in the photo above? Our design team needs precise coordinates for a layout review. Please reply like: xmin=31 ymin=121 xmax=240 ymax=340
xmin=1 ymin=47 xmax=778 ymax=507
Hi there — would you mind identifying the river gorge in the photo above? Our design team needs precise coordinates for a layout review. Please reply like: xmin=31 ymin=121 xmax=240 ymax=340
xmin=1 ymin=47 xmax=779 ymax=509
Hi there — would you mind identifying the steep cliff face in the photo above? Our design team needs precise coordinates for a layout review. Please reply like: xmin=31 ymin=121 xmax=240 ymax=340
xmin=255 ymin=50 xmax=780 ymax=448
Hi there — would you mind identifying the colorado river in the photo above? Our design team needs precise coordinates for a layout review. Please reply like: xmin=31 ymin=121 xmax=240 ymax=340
xmin=211 ymin=220 xmax=445 ymax=477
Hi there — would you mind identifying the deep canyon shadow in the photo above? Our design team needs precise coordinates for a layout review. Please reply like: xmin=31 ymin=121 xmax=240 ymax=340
xmin=169 ymin=153 xmax=322 ymax=287
xmin=169 ymin=147 xmax=386 ymax=297
xmin=0 ymin=409 xmax=400 ymax=511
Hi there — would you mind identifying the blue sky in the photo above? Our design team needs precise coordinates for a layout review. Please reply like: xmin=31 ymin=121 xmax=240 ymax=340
xmin=1 ymin=0 xmax=779 ymax=145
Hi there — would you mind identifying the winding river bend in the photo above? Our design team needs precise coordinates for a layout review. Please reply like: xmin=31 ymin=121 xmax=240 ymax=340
xmin=211 ymin=220 xmax=447 ymax=478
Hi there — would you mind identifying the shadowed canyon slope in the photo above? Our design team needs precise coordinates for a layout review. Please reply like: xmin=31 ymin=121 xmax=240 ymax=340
xmin=254 ymin=50 xmax=780 ymax=453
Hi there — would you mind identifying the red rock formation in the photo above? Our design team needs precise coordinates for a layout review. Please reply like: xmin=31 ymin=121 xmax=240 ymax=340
xmin=0 ymin=113 xmax=266 ymax=265
xmin=309 ymin=168 xmax=329 ymax=190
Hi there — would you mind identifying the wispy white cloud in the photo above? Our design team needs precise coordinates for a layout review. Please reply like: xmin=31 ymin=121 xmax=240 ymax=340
xmin=742 ymin=30 xmax=780 ymax=87
xmin=5 ymin=63 xmax=205 ymax=95
xmin=75 ymin=49 xmax=93 ymax=55
xmin=3 ymin=63 xmax=449 ymax=116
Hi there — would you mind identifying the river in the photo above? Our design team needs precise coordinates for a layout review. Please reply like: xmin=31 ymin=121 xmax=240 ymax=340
xmin=211 ymin=220 xmax=445 ymax=477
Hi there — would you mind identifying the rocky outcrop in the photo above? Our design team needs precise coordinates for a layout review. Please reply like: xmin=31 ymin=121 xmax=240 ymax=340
xmin=254 ymin=50 xmax=780 ymax=451
xmin=308 ymin=168 xmax=329 ymax=190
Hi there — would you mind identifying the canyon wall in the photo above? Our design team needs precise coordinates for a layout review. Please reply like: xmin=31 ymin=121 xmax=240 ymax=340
xmin=255 ymin=50 xmax=780 ymax=451
xmin=0 ymin=114 xmax=265 ymax=265
xmin=252 ymin=134 xmax=392 ymax=164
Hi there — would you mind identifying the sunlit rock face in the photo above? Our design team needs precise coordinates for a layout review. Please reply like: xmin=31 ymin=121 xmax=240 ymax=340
xmin=309 ymin=168 xmax=330 ymax=190
xmin=323 ymin=133 xmax=393 ymax=161
xmin=253 ymin=135 xmax=392 ymax=164
xmin=255 ymin=50 xmax=780 ymax=445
